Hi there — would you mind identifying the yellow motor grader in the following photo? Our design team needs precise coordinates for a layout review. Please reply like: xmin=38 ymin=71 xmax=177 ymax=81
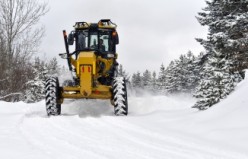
xmin=45 ymin=19 xmax=128 ymax=116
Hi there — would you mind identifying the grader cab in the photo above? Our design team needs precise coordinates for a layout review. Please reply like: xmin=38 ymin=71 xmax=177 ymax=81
xmin=45 ymin=19 xmax=128 ymax=116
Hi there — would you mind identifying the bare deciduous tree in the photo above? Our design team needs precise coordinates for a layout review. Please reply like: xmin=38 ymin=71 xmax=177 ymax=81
xmin=0 ymin=0 xmax=48 ymax=101
xmin=0 ymin=0 xmax=48 ymax=60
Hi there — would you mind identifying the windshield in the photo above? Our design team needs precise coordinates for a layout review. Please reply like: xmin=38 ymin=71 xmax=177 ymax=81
xmin=75 ymin=29 xmax=114 ymax=53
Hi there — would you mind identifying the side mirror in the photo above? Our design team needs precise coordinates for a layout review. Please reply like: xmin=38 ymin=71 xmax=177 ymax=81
xmin=112 ymin=31 xmax=119 ymax=45
xmin=68 ymin=33 xmax=74 ymax=45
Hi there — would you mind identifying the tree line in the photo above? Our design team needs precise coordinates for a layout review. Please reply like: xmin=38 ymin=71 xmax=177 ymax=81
xmin=127 ymin=0 xmax=248 ymax=110
xmin=0 ymin=0 xmax=53 ymax=102
xmin=125 ymin=51 xmax=204 ymax=95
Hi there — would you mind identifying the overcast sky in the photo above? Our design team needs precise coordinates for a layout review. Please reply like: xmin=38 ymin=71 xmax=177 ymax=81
xmin=40 ymin=0 xmax=208 ymax=75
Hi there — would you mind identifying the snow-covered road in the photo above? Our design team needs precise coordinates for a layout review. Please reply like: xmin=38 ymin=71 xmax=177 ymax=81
xmin=1 ymin=89 xmax=248 ymax=159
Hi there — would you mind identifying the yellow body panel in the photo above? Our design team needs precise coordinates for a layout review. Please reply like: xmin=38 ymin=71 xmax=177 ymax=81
xmin=62 ymin=52 xmax=114 ymax=100
xmin=80 ymin=65 xmax=92 ymax=97
xmin=76 ymin=52 xmax=96 ymax=76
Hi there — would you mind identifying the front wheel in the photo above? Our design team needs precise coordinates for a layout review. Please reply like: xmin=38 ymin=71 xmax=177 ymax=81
xmin=45 ymin=77 xmax=61 ymax=116
xmin=112 ymin=77 xmax=128 ymax=116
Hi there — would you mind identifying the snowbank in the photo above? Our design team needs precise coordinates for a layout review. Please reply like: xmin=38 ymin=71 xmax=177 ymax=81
xmin=0 ymin=73 xmax=248 ymax=158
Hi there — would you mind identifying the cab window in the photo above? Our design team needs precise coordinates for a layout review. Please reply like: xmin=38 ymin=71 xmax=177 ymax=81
xmin=99 ymin=31 xmax=114 ymax=53
xmin=75 ymin=30 xmax=88 ymax=50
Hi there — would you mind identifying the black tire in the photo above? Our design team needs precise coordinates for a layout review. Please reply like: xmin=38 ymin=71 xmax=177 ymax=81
xmin=45 ymin=77 xmax=61 ymax=116
xmin=112 ymin=77 xmax=128 ymax=116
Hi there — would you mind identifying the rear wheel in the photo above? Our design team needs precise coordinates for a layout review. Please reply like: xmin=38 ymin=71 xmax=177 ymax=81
xmin=112 ymin=77 xmax=128 ymax=116
xmin=45 ymin=77 xmax=61 ymax=116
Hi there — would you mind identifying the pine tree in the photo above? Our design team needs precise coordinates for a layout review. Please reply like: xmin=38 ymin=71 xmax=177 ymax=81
xmin=118 ymin=64 xmax=125 ymax=76
xmin=193 ymin=0 xmax=244 ymax=110
xmin=193 ymin=51 xmax=238 ymax=110
xmin=46 ymin=57 xmax=60 ymax=76
xmin=184 ymin=51 xmax=198 ymax=92
xmin=165 ymin=60 xmax=178 ymax=93
xmin=151 ymin=71 xmax=158 ymax=93
xmin=164 ymin=52 xmax=197 ymax=94
xmin=131 ymin=72 xmax=142 ymax=88
xmin=177 ymin=54 xmax=189 ymax=92
xmin=118 ymin=64 xmax=130 ymax=83
xmin=193 ymin=52 xmax=206 ymax=84
xmin=23 ymin=57 xmax=62 ymax=103
xmin=196 ymin=0 xmax=247 ymax=77
xmin=157 ymin=63 xmax=166 ymax=94
xmin=24 ymin=57 xmax=47 ymax=103
xmin=142 ymin=69 xmax=152 ymax=91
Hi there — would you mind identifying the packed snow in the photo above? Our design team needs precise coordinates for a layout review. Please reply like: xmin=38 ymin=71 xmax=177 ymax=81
xmin=1 ymin=74 xmax=248 ymax=158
